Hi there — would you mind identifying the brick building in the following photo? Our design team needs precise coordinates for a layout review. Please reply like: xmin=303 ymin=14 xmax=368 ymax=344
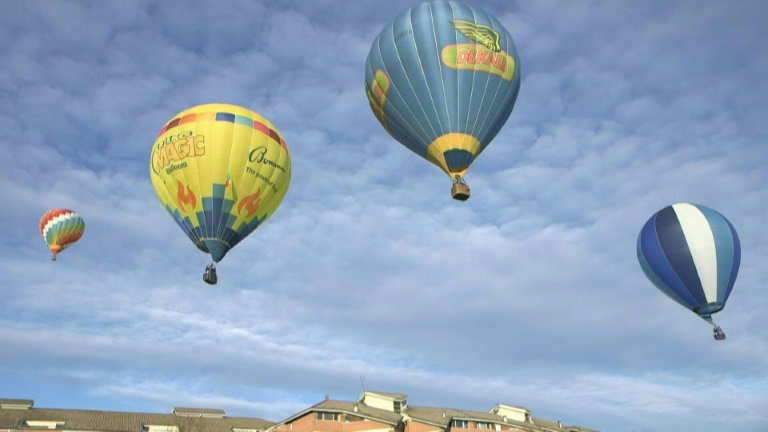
xmin=0 ymin=391 xmax=597 ymax=432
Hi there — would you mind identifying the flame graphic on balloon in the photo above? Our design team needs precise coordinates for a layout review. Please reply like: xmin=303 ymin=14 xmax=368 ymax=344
xmin=176 ymin=180 xmax=197 ymax=213
xmin=237 ymin=188 xmax=262 ymax=218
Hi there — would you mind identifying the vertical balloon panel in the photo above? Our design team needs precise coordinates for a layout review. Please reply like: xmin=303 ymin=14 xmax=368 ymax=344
xmin=696 ymin=204 xmax=741 ymax=303
xmin=150 ymin=103 xmax=291 ymax=264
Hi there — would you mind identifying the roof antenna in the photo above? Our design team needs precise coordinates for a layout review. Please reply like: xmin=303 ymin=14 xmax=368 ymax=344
xmin=360 ymin=374 xmax=366 ymax=393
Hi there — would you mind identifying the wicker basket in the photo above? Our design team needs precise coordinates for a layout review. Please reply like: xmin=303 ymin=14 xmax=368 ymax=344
xmin=451 ymin=183 xmax=470 ymax=201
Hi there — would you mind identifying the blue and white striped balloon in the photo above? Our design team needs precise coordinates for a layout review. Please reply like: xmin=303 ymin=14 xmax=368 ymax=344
xmin=637 ymin=203 xmax=741 ymax=324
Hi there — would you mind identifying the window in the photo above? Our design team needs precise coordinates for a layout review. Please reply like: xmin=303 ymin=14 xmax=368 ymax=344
xmin=21 ymin=421 xmax=65 ymax=429
xmin=344 ymin=415 xmax=363 ymax=423
xmin=452 ymin=420 xmax=469 ymax=429
xmin=142 ymin=426 xmax=178 ymax=432
xmin=477 ymin=423 xmax=492 ymax=430
xmin=393 ymin=401 xmax=402 ymax=413
xmin=316 ymin=412 xmax=340 ymax=421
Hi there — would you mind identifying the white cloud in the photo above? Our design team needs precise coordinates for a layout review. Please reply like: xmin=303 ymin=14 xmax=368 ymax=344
xmin=1 ymin=1 xmax=767 ymax=432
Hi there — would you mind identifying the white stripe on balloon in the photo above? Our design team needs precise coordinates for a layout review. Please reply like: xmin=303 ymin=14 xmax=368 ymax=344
xmin=673 ymin=203 xmax=719 ymax=304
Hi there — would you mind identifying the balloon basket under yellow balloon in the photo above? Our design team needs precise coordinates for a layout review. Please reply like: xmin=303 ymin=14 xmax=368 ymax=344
xmin=451 ymin=182 xmax=470 ymax=201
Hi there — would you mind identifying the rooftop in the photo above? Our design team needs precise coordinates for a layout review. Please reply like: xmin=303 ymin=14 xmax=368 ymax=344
xmin=0 ymin=393 xmax=598 ymax=432
xmin=0 ymin=400 xmax=273 ymax=432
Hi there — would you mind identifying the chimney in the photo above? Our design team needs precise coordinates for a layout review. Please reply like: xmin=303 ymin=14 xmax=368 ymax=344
xmin=325 ymin=395 xmax=330 ymax=401
xmin=442 ymin=411 xmax=446 ymax=418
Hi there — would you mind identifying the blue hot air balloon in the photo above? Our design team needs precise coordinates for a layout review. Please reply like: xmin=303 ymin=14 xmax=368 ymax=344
xmin=365 ymin=0 xmax=521 ymax=201
xmin=637 ymin=203 xmax=741 ymax=340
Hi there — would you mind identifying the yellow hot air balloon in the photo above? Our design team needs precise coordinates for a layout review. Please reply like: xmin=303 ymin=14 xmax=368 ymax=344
xmin=149 ymin=103 xmax=291 ymax=284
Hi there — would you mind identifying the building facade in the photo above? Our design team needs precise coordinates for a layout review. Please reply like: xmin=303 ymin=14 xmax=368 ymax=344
xmin=0 ymin=392 xmax=597 ymax=432
xmin=269 ymin=392 xmax=597 ymax=432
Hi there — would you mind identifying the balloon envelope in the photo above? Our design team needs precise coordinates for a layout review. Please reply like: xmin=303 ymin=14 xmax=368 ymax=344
xmin=40 ymin=208 xmax=85 ymax=260
xmin=149 ymin=103 xmax=291 ymax=263
xmin=365 ymin=0 xmax=521 ymax=193
xmin=637 ymin=203 xmax=740 ymax=320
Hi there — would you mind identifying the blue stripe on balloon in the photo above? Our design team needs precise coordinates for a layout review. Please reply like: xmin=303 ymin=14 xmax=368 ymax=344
xmin=637 ymin=236 xmax=696 ymax=309
xmin=443 ymin=149 xmax=473 ymax=172
xmin=413 ymin=1 xmax=450 ymax=138
xmin=638 ymin=215 xmax=700 ymax=309
xmin=448 ymin=2 xmax=475 ymax=148
xmin=655 ymin=205 xmax=708 ymax=308
xmin=697 ymin=204 xmax=734 ymax=304
xmin=724 ymin=217 xmax=741 ymax=302
xmin=216 ymin=113 xmax=235 ymax=123
xmin=389 ymin=8 xmax=441 ymax=150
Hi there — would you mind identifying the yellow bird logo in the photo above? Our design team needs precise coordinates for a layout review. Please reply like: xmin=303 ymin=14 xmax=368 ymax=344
xmin=451 ymin=20 xmax=501 ymax=53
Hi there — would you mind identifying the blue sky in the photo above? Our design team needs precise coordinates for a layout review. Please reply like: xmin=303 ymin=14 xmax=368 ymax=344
xmin=1 ymin=1 xmax=767 ymax=431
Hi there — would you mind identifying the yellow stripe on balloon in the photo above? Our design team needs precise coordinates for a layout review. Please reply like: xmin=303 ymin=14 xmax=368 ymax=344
xmin=425 ymin=133 xmax=481 ymax=177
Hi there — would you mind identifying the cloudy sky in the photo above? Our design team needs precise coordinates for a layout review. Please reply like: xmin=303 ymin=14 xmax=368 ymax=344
xmin=1 ymin=1 xmax=767 ymax=431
